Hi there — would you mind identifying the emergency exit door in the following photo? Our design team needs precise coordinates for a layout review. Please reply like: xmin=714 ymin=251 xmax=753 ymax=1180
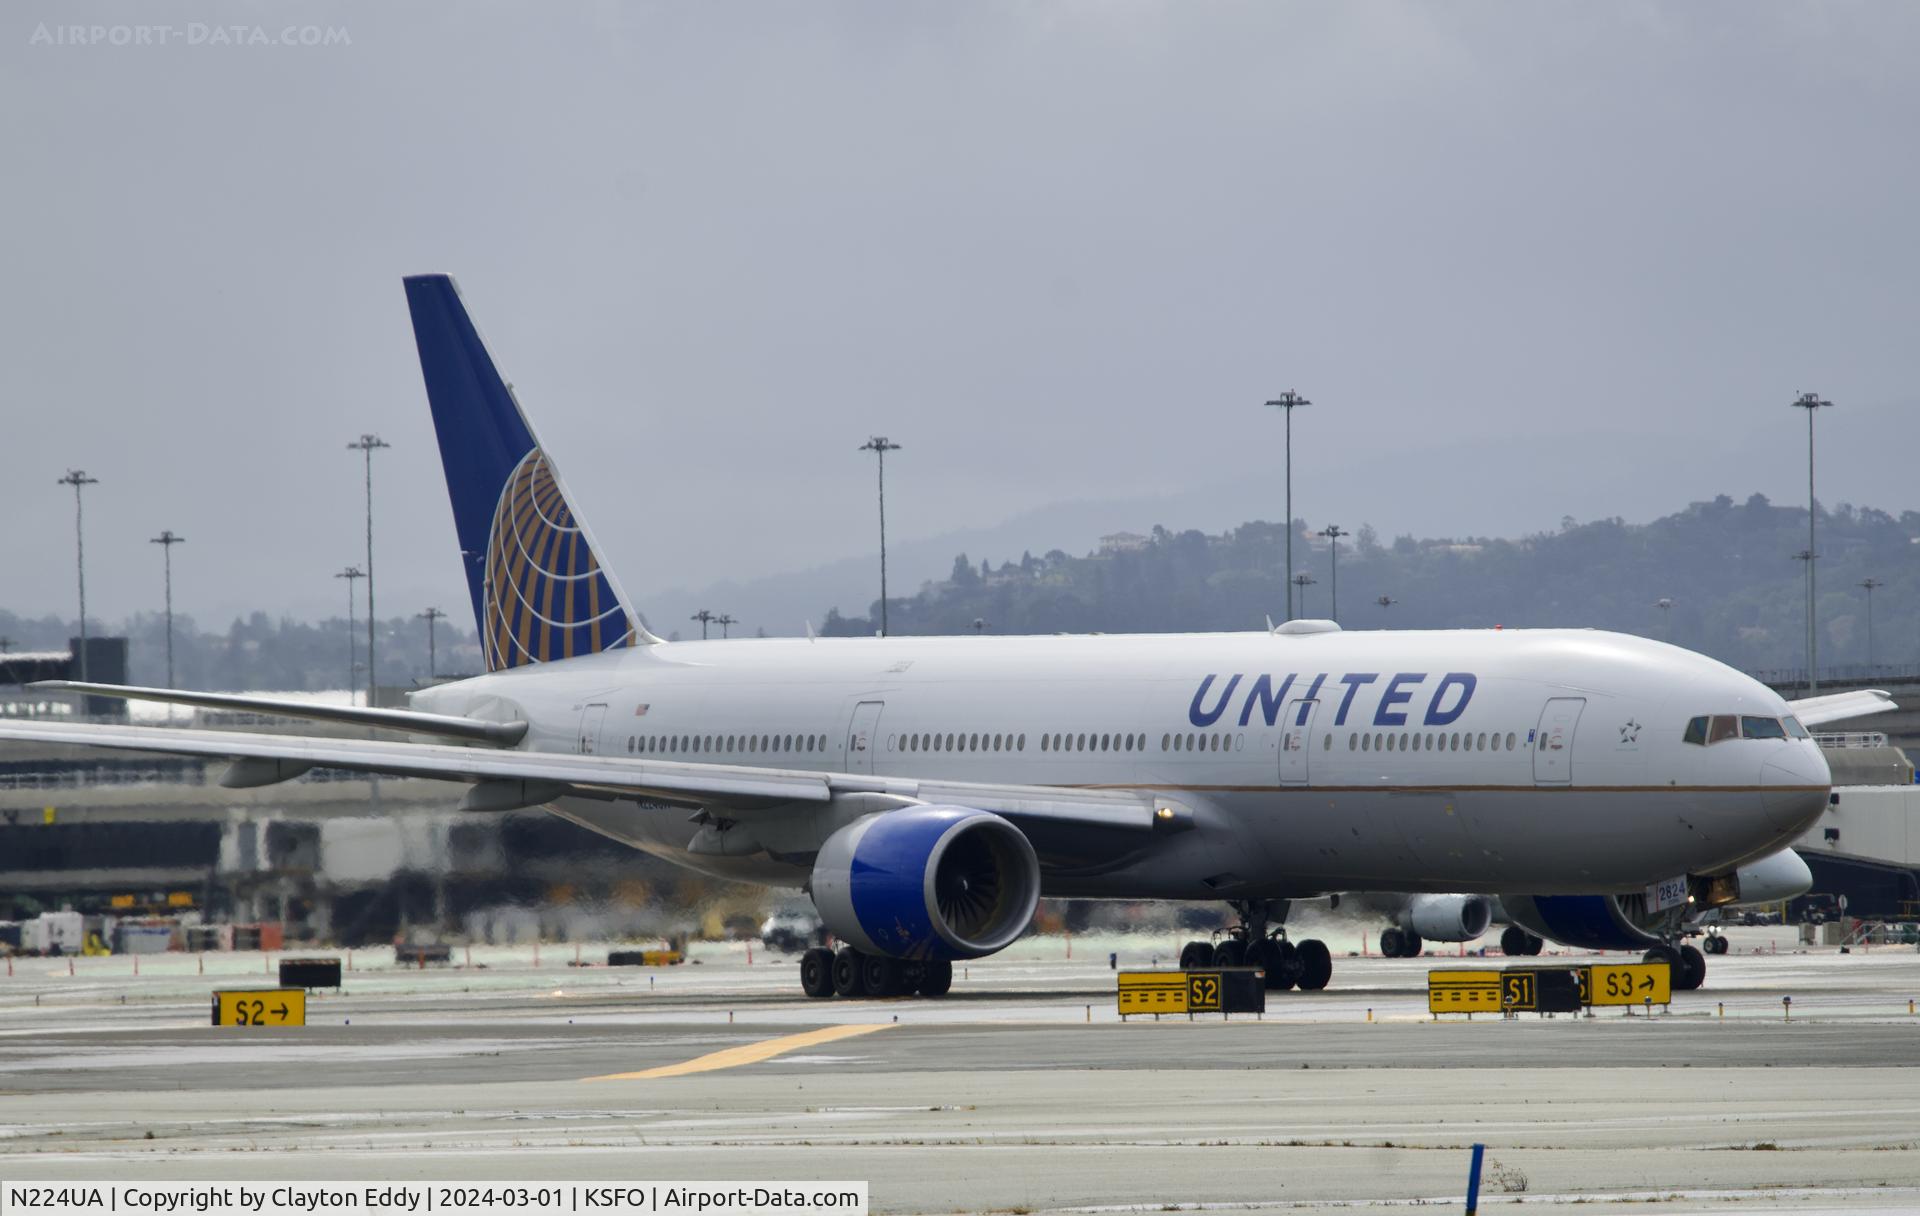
xmin=845 ymin=701 xmax=885 ymax=775
xmin=1280 ymin=697 xmax=1319 ymax=786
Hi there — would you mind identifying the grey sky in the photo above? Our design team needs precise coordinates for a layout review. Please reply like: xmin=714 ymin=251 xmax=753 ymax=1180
xmin=4 ymin=2 xmax=1916 ymax=638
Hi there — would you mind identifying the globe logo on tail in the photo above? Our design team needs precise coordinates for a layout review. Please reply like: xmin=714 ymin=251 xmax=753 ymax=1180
xmin=482 ymin=448 xmax=636 ymax=669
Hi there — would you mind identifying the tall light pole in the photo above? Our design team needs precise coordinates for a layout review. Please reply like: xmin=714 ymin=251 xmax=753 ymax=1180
xmin=150 ymin=531 xmax=186 ymax=687
xmin=1375 ymin=595 xmax=1398 ymax=613
xmin=336 ymin=566 xmax=365 ymax=703
xmin=1859 ymin=578 xmax=1883 ymax=670
xmin=1790 ymin=393 xmax=1832 ymax=692
xmin=1320 ymin=524 xmax=1346 ymax=622
xmin=57 ymin=470 xmax=99 ymax=681
xmin=858 ymin=437 xmax=902 ymax=637
xmin=1265 ymin=393 xmax=1310 ymax=621
xmin=1654 ymin=597 xmax=1674 ymax=642
xmin=1291 ymin=570 xmax=1317 ymax=619
xmin=347 ymin=434 xmax=390 ymax=706
xmin=715 ymin=613 xmax=736 ymax=639
xmin=691 ymin=609 xmax=714 ymax=640
xmin=418 ymin=607 xmax=446 ymax=679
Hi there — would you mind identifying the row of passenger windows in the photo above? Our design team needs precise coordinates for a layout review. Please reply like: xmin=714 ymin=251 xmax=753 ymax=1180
xmin=1338 ymin=730 xmax=1521 ymax=753
xmin=627 ymin=733 xmax=829 ymax=756
xmin=891 ymin=732 xmax=1028 ymax=753
xmin=1683 ymin=715 xmax=1809 ymax=745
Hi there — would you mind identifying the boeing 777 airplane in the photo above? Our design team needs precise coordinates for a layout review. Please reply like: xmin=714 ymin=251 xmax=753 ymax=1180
xmin=6 ymin=275 xmax=1895 ymax=998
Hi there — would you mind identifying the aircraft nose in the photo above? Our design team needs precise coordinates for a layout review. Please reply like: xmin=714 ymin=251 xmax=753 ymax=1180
xmin=1760 ymin=744 xmax=1831 ymax=834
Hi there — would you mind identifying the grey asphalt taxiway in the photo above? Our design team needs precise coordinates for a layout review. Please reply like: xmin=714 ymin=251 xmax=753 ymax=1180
xmin=4 ymin=928 xmax=1920 ymax=1213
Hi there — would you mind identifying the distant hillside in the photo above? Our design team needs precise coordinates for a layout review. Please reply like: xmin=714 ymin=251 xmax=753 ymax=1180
xmin=819 ymin=495 xmax=1920 ymax=675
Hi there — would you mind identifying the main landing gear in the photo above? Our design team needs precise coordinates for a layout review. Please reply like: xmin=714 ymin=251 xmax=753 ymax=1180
xmin=1643 ymin=941 xmax=1707 ymax=991
xmin=799 ymin=946 xmax=952 ymax=999
xmin=1179 ymin=900 xmax=1333 ymax=991
xmin=1379 ymin=927 xmax=1424 ymax=958
xmin=1500 ymin=926 xmax=1545 ymax=957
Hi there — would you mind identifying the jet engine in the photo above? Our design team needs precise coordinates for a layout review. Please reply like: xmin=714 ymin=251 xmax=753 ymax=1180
xmin=1397 ymin=894 xmax=1495 ymax=942
xmin=810 ymin=806 xmax=1041 ymax=961
xmin=1500 ymin=892 xmax=1673 ymax=951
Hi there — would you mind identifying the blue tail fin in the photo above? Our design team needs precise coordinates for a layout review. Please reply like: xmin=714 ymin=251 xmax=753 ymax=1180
xmin=403 ymin=274 xmax=656 ymax=671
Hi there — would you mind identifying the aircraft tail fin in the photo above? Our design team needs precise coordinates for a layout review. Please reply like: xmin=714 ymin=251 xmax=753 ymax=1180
xmin=402 ymin=274 xmax=659 ymax=671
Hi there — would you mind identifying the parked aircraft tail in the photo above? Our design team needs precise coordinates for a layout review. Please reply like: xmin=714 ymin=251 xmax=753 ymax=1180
xmin=403 ymin=274 xmax=657 ymax=670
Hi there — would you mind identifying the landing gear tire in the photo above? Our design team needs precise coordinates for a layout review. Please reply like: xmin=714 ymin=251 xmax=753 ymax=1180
xmin=1501 ymin=926 xmax=1544 ymax=957
xmin=1705 ymin=934 xmax=1729 ymax=956
xmin=917 ymin=959 xmax=953 ymax=996
xmin=1247 ymin=937 xmax=1285 ymax=989
xmin=799 ymin=947 xmax=835 ymax=999
xmin=1379 ymin=927 xmax=1404 ymax=958
xmin=1212 ymin=939 xmax=1247 ymax=967
xmin=832 ymin=947 xmax=868 ymax=998
xmin=1294 ymin=939 xmax=1332 ymax=991
xmin=1677 ymin=943 xmax=1707 ymax=991
xmin=862 ymin=954 xmax=905 ymax=997
xmin=1179 ymin=940 xmax=1215 ymax=969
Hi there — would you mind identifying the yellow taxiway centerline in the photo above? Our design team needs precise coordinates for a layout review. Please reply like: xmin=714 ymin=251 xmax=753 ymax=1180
xmin=584 ymin=1023 xmax=894 ymax=1081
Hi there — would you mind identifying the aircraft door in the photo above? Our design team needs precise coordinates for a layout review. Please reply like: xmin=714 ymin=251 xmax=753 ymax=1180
xmin=1532 ymin=697 xmax=1585 ymax=784
xmin=845 ymin=701 xmax=885 ymax=775
xmin=577 ymin=702 xmax=609 ymax=755
xmin=1280 ymin=697 xmax=1319 ymax=786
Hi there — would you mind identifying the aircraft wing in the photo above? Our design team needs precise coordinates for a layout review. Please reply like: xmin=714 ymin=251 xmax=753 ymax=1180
xmin=30 ymin=680 xmax=526 ymax=745
xmin=0 ymin=719 xmax=1180 ymax=832
xmin=1786 ymin=688 xmax=1898 ymax=728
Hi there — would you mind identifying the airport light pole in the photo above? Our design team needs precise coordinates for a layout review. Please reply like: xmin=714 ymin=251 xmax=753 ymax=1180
xmin=336 ymin=566 xmax=365 ymax=703
xmin=972 ymin=618 xmax=988 ymax=635
xmin=1859 ymin=578 xmax=1883 ymax=670
xmin=418 ymin=607 xmax=446 ymax=679
xmin=1790 ymin=393 xmax=1832 ymax=693
xmin=1654 ymin=597 xmax=1674 ymax=642
xmin=150 ymin=531 xmax=186 ymax=688
xmin=858 ymin=436 xmax=902 ymax=637
xmin=1265 ymin=392 xmax=1310 ymax=622
xmin=347 ymin=433 xmax=390 ymax=706
xmin=715 ymin=613 xmax=736 ymax=639
xmin=1320 ymin=524 xmax=1346 ymax=623
xmin=57 ymin=470 xmax=99 ymax=681
xmin=691 ymin=609 xmax=714 ymax=640
xmin=1375 ymin=595 xmax=1398 ymax=613
xmin=1291 ymin=571 xmax=1317 ymax=620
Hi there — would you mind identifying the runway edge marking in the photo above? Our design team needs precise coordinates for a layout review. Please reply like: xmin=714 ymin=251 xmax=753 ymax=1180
xmin=583 ymin=1023 xmax=894 ymax=1081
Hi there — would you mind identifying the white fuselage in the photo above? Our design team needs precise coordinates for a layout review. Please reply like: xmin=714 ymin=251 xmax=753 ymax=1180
xmin=412 ymin=627 xmax=1830 ymax=900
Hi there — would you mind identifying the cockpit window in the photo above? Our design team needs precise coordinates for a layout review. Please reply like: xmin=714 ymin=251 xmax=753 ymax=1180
xmin=1782 ymin=715 xmax=1810 ymax=739
xmin=1741 ymin=716 xmax=1787 ymax=740
xmin=1683 ymin=716 xmax=1708 ymax=746
xmin=1708 ymin=715 xmax=1739 ymax=744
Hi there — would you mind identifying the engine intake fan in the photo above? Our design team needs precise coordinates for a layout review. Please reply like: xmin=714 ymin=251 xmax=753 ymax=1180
xmin=811 ymin=806 xmax=1041 ymax=961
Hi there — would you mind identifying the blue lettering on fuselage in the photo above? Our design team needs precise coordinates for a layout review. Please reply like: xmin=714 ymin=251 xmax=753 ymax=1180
xmin=1237 ymin=673 xmax=1296 ymax=727
xmin=1374 ymin=672 xmax=1425 ymax=726
xmin=1188 ymin=673 xmax=1244 ymax=727
xmin=1189 ymin=671 xmax=1476 ymax=731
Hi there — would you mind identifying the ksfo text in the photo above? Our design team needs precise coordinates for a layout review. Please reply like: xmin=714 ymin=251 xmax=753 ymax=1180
xmin=6 ymin=1183 xmax=868 ymax=1216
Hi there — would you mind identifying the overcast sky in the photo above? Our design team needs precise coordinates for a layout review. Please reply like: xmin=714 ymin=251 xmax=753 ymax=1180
xmin=4 ymin=2 xmax=1916 ymax=637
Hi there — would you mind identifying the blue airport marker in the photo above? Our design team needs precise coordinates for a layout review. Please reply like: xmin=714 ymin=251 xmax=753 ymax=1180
xmin=1465 ymin=1143 xmax=1485 ymax=1215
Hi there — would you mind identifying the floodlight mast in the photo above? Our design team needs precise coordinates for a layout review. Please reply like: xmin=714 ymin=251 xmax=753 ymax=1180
xmin=57 ymin=470 xmax=99 ymax=681
xmin=150 ymin=531 xmax=187 ymax=687
xmin=1264 ymin=393 xmax=1310 ymax=621
xmin=859 ymin=437 xmax=903 ymax=637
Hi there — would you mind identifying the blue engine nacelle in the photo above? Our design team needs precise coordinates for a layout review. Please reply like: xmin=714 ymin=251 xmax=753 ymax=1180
xmin=811 ymin=806 xmax=1041 ymax=961
xmin=1501 ymin=893 xmax=1669 ymax=951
